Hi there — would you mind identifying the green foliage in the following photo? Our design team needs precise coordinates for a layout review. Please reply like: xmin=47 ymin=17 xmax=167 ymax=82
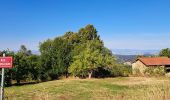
xmin=159 ymin=48 xmax=170 ymax=57
xmin=13 ymin=53 xmax=29 ymax=84
xmin=39 ymin=34 xmax=74 ymax=80
xmin=154 ymin=67 xmax=165 ymax=75
xmin=39 ymin=39 xmax=54 ymax=81
xmin=144 ymin=67 xmax=165 ymax=76
xmin=111 ymin=64 xmax=132 ymax=77
xmin=26 ymin=55 xmax=40 ymax=81
xmin=12 ymin=45 xmax=39 ymax=84
xmin=39 ymin=24 xmax=116 ymax=79
xmin=69 ymin=47 xmax=103 ymax=78
xmin=144 ymin=67 xmax=154 ymax=75
xmin=133 ymin=68 xmax=142 ymax=76
xmin=68 ymin=25 xmax=116 ymax=78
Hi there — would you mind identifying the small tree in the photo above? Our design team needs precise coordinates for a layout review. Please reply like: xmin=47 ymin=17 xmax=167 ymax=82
xmin=111 ymin=64 xmax=132 ymax=77
xmin=159 ymin=48 xmax=170 ymax=58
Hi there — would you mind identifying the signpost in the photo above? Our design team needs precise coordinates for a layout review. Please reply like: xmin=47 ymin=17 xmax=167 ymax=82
xmin=0 ymin=54 xmax=13 ymax=100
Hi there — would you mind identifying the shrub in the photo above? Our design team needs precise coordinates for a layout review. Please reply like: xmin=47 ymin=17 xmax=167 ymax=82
xmin=154 ymin=67 xmax=165 ymax=75
xmin=144 ymin=67 xmax=154 ymax=76
xmin=133 ymin=68 xmax=143 ymax=76
xmin=111 ymin=64 xmax=132 ymax=77
xmin=93 ymin=67 xmax=112 ymax=78
xmin=144 ymin=66 xmax=165 ymax=76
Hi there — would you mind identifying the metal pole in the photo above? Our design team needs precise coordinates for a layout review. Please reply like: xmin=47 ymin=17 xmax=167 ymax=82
xmin=0 ymin=53 xmax=5 ymax=100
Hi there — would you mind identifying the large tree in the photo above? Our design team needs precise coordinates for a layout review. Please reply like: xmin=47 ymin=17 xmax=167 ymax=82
xmin=69 ymin=41 xmax=115 ymax=78
xmin=40 ymin=24 xmax=116 ymax=79
xmin=39 ymin=33 xmax=76 ymax=80
xmin=68 ymin=25 xmax=115 ymax=78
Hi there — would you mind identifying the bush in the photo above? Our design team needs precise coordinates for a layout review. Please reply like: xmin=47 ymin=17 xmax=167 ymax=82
xmin=144 ymin=66 xmax=165 ymax=76
xmin=111 ymin=64 xmax=132 ymax=77
xmin=133 ymin=68 xmax=143 ymax=76
xmin=93 ymin=67 xmax=112 ymax=78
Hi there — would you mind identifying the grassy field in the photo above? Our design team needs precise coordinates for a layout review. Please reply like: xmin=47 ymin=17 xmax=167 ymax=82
xmin=4 ymin=77 xmax=170 ymax=100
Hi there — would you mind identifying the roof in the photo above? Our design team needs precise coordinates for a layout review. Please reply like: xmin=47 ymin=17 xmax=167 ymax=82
xmin=137 ymin=57 xmax=170 ymax=66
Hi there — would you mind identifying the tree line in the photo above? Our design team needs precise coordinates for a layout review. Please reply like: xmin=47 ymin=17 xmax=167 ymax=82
xmin=0 ymin=25 xmax=131 ymax=86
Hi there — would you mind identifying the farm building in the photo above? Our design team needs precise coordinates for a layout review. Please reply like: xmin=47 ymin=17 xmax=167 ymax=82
xmin=132 ymin=57 xmax=170 ymax=75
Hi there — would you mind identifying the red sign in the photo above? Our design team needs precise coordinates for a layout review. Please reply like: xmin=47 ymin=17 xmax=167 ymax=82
xmin=0 ymin=57 xmax=13 ymax=68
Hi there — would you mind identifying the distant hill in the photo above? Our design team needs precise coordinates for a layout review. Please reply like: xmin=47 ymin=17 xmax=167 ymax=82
xmin=112 ymin=49 xmax=160 ymax=55
xmin=115 ymin=54 xmax=157 ymax=63
xmin=113 ymin=49 xmax=160 ymax=63
xmin=115 ymin=55 xmax=137 ymax=63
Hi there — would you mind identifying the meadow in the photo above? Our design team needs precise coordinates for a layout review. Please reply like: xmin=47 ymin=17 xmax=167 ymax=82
xmin=4 ymin=77 xmax=170 ymax=100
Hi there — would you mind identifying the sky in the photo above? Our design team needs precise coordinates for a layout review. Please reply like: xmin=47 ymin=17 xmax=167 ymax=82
xmin=0 ymin=0 xmax=170 ymax=51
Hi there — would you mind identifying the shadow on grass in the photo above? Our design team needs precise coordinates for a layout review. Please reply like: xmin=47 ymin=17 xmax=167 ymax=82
xmin=12 ymin=81 xmax=39 ymax=86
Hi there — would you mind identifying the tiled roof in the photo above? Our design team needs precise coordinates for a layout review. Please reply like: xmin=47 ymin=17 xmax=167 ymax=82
xmin=138 ymin=57 xmax=170 ymax=66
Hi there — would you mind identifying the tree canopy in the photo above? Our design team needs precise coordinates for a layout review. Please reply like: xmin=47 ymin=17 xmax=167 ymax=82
xmin=40 ymin=24 xmax=116 ymax=79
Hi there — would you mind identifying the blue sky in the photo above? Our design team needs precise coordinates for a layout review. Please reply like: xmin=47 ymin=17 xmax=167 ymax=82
xmin=0 ymin=0 xmax=170 ymax=51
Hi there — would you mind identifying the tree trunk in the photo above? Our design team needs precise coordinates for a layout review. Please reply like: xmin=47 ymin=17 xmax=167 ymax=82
xmin=6 ymin=78 xmax=12 ymax=86
xmin=17 ymin=80 xmax=20 ymax=85
xmin=88 ymin=71 xmax=93 ymax=79
xmin=65 ymin=72 xmax=68 ymax=78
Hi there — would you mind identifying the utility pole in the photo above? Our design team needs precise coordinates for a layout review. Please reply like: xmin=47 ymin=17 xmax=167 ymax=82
xmin=0 ymin=53 xmax=5 ymax=100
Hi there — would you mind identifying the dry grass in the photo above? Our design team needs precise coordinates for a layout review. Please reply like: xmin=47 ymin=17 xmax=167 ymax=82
xmin=4 ymin=77 xmax=170 ymax=100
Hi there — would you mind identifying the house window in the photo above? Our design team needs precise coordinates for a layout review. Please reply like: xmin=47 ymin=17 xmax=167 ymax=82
xmin=165 ymin=65 xmax=170 ymax=73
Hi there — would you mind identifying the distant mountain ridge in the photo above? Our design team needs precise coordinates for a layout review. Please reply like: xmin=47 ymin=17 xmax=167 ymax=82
xmin=112 ymin=49 xmax=160 ymax=55
xmin=115 ymin=55 xmax=137 ymax=63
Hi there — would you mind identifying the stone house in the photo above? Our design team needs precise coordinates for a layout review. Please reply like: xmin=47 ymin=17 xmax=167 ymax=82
xmin=132 ymin=57 xmax=170 ymax=74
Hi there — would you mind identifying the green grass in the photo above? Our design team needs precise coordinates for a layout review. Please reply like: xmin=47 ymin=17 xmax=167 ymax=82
xmin=4 ymin=77 xmax=170 ymax=100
